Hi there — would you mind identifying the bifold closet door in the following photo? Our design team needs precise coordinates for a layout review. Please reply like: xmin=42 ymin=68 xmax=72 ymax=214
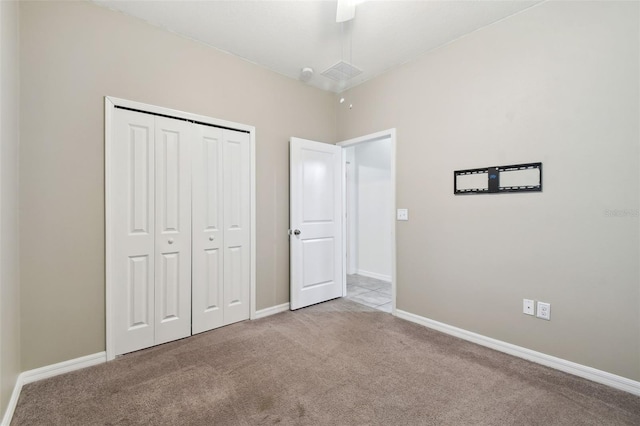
xmin=221 ymin=129 xmax=251 ymax=325
xmin=154 ymin=116 xmax=192 ymax=345
xmin=112 ymin=108 xmax=192 ymax=356
xmin=191 ymin=125 xmax=224 ymax=334
xmin=192 ymin=127 xmax=251 ymax=334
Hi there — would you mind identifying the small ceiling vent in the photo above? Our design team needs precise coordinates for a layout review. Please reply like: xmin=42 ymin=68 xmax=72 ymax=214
xmin=321 ymin=61 xmax=362 ymax=81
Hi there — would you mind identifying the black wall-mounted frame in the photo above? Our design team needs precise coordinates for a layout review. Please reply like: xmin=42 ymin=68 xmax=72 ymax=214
xmin=454 ymin=162 xmax=542 ymax=195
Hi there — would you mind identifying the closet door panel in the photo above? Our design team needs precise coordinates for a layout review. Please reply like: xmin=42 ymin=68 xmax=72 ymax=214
xmin=192 ymin=126 xmax=225 ymax=334
xmin=223 ymin=129 xmax=251 ymax=325
xmin=154 ymin=117 xmax=192 ymax=345
xmin=112 ymin=108 xmax=156 ymax=356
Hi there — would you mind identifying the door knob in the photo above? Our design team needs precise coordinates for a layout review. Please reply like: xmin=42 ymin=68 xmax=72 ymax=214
xmin=209 ymin=236 xmax=215 ymax=241
xmin=293 ymin=229 xmax=301 ymax=235
xmin=168 ymin=238 xmax=174 ymax=244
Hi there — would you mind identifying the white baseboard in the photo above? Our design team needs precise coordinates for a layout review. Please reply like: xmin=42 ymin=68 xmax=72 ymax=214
xmin=1 ymin=352 xmax=106 ymax=426
xmin=21 ymin=352 xmax=106 ymax=385
xmin=356 ymin=269 xmax=391 ymax=282
xmin=395 ymin=309 xmax=640 ymax=397
xmin=1 ymin=375 xmax=22 ymax=426
xmin=254 ymin=302 xmax=290 ymax=319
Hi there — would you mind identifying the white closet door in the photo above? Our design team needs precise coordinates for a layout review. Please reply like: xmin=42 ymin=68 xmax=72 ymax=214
xmin=112 ymin=108 xmax=156 ymax=356
xmin=222 ymin=129 xmax=251 ymax=325
xmin=191 ymin=125 xmax=225 ymax=334
xmin=154 ymin=117 xmax=193 ymax=345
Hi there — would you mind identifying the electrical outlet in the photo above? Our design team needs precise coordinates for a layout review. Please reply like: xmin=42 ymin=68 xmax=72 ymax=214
xmin=523 ymin=299 xmax=535 ymax=315
xmin=397 ymin=209 xmax=408 ymax=221
xmin=536 ymin=302 xmax=551 ymax=320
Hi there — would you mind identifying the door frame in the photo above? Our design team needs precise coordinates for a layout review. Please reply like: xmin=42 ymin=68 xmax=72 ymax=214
xmin=104 ymin=96 xmax=257 ymax=361
xmin=337 ymin=129 xmax=397 ymax=315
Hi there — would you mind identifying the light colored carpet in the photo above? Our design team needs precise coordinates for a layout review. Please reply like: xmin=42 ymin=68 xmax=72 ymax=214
xmin=12 ymin=299 xmax=640 ymax=425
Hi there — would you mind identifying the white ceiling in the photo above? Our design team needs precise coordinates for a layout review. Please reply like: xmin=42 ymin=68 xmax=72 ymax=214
xmin=92 ymin=0 xmax=544 ymax=93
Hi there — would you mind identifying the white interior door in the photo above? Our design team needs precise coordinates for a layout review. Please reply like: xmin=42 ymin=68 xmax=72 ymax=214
xmin=192 ymin=125 xmax=224 ymax=334
xmin=107 ymin=97 xmax=256 ymax=360
xmin=222 ymin=129 xmax=251 ymax=325
xmin=193 ymin=127 xmax=251 ymax=331
xmin=111 ymin=109 xmax=192 ymax=355
xmin=153 ymin=117 xmax=192 ymax=345
xmin=290 ymin=137 xmax=343 ymax=310
xmin=112 ymin=108 xmax=156 ymax=355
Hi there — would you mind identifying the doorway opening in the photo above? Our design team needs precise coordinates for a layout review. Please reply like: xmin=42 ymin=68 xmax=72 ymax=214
xmin=288 ymin=129 xmax=395 ymax=313
xmin=338 ymin=130 xmax=396 ymax=314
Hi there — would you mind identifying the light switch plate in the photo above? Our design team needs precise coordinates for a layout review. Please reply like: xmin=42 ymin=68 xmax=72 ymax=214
xmin=397 ymin=209 xmax=408 ymax=221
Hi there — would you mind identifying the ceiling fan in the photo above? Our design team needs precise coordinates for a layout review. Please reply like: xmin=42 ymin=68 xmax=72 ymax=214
xmin=300 ymin=0 xmax=364 ymax=85
xmin=336 ymin=0 xmax=365 ymax=23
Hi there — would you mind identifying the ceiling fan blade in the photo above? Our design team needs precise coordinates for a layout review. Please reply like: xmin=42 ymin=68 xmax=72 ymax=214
xmin=336 ymin=0 xmax=356 ymax=23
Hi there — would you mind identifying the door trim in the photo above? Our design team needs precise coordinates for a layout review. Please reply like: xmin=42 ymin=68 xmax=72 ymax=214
xmin=337 ymin=129 xmax=397 ymax=315
xmin=104 ymin=96 xmax=256 ymax=361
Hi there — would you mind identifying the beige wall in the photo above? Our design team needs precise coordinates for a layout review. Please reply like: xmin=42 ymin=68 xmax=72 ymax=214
xmin=0 ymin=0 xmax=21 ymax=417
xmin=19 ymin=1 xmax=335 ymax=370
xmin=338 ymin=1 xmax=639 ymax=380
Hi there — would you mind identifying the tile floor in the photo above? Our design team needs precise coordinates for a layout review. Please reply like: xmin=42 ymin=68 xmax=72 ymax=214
xmin=345 ymin=274 xmax=392 ymax=313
